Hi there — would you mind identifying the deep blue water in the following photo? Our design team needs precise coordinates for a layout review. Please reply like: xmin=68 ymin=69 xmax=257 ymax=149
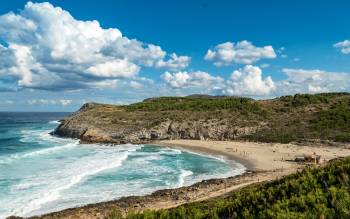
xmin=0 ymin=112 xmax=245 ymax=217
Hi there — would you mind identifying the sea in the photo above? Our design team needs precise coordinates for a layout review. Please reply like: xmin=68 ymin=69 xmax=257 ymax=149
xmin=0 ymin=112 xmax=245 ymax=218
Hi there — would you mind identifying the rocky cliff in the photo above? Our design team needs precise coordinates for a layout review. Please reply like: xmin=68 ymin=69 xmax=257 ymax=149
xmin=54 ymin=103 xmax=262 ymax=144
xmin=54 ymin=93 xmax=350 ymax=144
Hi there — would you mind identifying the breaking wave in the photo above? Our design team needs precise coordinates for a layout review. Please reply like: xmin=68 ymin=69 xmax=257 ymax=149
xmin=0 ymin=117 xmax=245 ymax=218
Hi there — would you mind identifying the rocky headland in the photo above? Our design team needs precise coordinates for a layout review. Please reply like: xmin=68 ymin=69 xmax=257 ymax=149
xmin=54 ymin=93 xmax=350 ymax=145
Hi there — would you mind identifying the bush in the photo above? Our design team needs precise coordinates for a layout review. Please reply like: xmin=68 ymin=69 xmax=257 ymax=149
xmin=124 ymin=97 xmax=261 ymax=113
xmin=279 ymin=93 xmax=349 ymax=107
xmin=312 ymin=100 xmax=350 ymax=141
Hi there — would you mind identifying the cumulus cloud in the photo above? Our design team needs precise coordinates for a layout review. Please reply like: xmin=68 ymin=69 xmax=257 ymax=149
xmin=204 ymin=41 xmax=276 ymax=66
xmin=161 ymin=71 xmax=223 ymax=89
xmin=334 ymin=40 xmax=350 ymax=54
xmin=223 ymin=67 xmax=349 ymax=97
xmin=160 ymin=66 xmax=276 ymax=97
xmin=225 ymin=65 xmax=275 ymax=96
xmin=280 ymin=68 xmax=350 ymax=94
xmin=129 ymin=81 xmax=143 ymax=89
xmin=0 ymin=2 xmax=190 ymax=91
xmin=85 ymin=60 xmax=139 ymax=78
xmin=87 ymin=79 xmax=119 ymax=89
xmin=160 ymin=65 xmax=350 ymax=98
xmin=155 ymin=53 xmax=191 ymax=70
xmin=28 ymin=99 xmax=72 ymax=106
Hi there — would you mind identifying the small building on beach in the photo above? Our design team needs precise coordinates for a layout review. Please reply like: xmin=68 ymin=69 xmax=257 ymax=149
xmin=294 ymin=153 xmax=321 ymax=164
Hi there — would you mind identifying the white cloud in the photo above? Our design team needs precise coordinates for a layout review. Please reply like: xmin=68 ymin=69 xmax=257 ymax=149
xmin=155 ymin=53 xmax=191 ymax=70
xmin=0 ymin=2 xmax=190 ymax=91
xmin=162 ymin=72 xmax=190 ymax=88
xmin=158 ymin=65 xmax=350 ymax=98
xmin=160 ymin=66 xmax=350 ymax=97
xmin=85 ymin=60 xmax=139 ymax=78
xmin=88 ymin=79 xmax=119 ymax=89
xmin=260 ymin=63 xmax=270 ymax=68
xmin=277 ymin=47 xmax=286 ymax=56
xmin=308 ymin=84 xmax=324 ymax=93
xmin=28 ymin=99 xmax=72 ymax=106
xmin=334 ymin=40 xmax=350 ymax=54
xmin=280 ymin=68 xmax=350 ymax=94
xmin=129 ymin=81 xmax=143 ymax=89
xmin=204 ymin=41 xmax=276 ymax=66
xmin=161 ymin=71 xmax=223 ymax=89
xmin=28 ymin=99 xmax=56 ymax=105
xmin=225 ymin=65 xmax=275 ymax=96
xmin=138 ymin=77 xmax=155 ymax=85
xmin=102 ymin=38 xmax=165 ymax=66
xmin=59 ymin=99 xmax=72 ymax=106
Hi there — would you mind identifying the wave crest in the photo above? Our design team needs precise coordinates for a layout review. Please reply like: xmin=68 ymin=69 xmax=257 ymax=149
xmin=178 ymin=169 xmax=193 ymax=187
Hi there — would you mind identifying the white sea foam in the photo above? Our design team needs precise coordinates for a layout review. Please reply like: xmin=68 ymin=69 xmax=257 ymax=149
xmin=178 ymin=169 xmax=193 ymax=187
xmin=19 ymin=128 xmax=60 ymax=143
xmin=180 ymin=148 xmax=227 ymax=162
xmin=23 ymin=141 xmax=78 ymax=157
xmin=48 ymin=120 xmax=60 ymax=124
xmin=133 ymin=147 xmax=182 ymax=158
xmin=87 ymin=143 xmax=142 ymax=150
xmin=12 ymin=150 xmax=130 ymax=216
xmin=228 ymin=162 xmax=246 ymax=176
xmin=0 ymin=128 xmax=80 ymax=165
xmin=160 ymin=148 xmax=182 ymax=155
xmin=0 ymin=141 xmax=79 ymax=165
xmin=1 ymin=139 xmax=242 ymax=218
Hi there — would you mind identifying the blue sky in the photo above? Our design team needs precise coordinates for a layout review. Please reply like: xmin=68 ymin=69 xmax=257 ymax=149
xmin=0 ymin=0 xmax=349 ymax=111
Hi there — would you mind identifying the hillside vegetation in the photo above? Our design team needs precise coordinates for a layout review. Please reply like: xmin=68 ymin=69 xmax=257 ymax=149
xmin=55 ymin=93 xmax=350 ymax=144
xmin=109 ymin=157 xmax=350 ymax=219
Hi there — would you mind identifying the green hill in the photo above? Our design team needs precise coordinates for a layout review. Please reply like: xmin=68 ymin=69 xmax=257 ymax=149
xmin=55 ymin=92 xmax=350 ymax=144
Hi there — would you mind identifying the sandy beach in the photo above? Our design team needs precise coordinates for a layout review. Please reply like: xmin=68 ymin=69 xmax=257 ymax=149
xmin=157 ymin=140 xmax=350 ymax=172
xmin=154 ymin=140 xmax=350 ymax=200
xmin=26 ymin=140 xmax=350 ymax=219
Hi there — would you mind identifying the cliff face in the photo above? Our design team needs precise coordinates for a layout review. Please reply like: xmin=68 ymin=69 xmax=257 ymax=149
xmin=55 ymin=107 xmax=261 ymax=144
xmin=54 ymin=93 xmax=350 ymax=144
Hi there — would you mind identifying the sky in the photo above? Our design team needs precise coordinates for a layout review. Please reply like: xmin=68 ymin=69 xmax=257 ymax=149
xmin=0 ymin=0 xmax=349 ymax=111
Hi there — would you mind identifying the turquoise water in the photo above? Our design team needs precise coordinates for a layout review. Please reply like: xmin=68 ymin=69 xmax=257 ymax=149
xmin=0 ymin=112 xmax=245 ymax=218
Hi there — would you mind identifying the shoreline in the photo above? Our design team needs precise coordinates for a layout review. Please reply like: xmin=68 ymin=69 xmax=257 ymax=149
xmin=153 ymin=141 xmax=255 ymax=171
xmin=28 ymin=170 xmax=274 ymax=219
xmin=21 ymin=140 xmax=350 ymax=219
xmin=155 ymin=140 xmax=350 ymax=172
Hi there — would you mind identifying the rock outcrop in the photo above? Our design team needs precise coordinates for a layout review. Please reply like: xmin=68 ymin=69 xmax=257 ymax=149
xmin=53 ymin=93 xmax=350 ymax=144
xmin=54 ymin=103 xmax=262 ymax=144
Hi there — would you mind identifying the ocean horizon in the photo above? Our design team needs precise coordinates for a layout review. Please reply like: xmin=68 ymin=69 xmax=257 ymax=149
xmin=0 ymin=112 xmax=245 ymax=218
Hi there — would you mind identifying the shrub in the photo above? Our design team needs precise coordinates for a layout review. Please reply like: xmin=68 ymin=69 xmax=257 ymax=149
xmin=109 ymin=158 xmax=350 ymax=219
